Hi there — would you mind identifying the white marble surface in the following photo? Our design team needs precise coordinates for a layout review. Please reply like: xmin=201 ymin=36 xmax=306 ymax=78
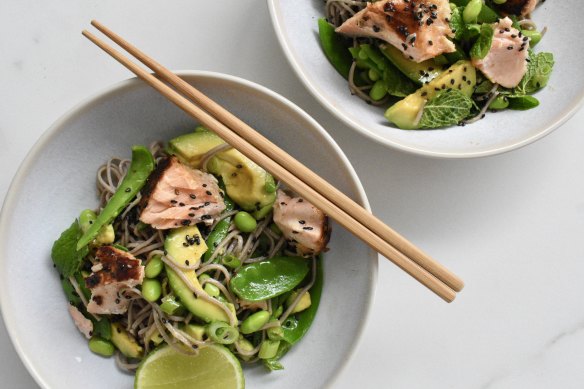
xmin=1 ymin=1 xmax=583 ymax=388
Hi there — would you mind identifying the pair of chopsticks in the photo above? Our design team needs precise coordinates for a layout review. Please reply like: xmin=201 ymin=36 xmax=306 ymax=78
xmin=82 ymin=21 xmax=464 ymax=302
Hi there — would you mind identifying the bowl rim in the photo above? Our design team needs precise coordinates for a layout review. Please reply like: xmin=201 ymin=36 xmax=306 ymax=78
xmin=266 ymin=0 xmax=584 ymax=159
xmin=0 ymin=70 xmax=378 ymax=389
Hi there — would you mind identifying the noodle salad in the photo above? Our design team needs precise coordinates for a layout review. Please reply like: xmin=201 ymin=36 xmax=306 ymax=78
xmin=319 ymin=0 xmax=554 ymax=129
xmin=51 ymin=127 xmax=330 ymax=385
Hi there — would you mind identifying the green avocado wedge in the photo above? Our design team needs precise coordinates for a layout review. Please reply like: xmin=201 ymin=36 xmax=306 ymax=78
xmin=77 ymin=146 xmax=154 ymax=250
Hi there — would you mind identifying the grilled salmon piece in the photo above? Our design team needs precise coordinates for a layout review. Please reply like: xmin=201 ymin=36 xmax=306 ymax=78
xmin=472 ymin=17 xmax=529 ymax=88
xmin=139 ymin=157 xmax=226 ymax=230
xmin=496 ymin=0 xmax=537 ymax=16
xmin=85 ymin=246 xmax=145 ymax=315
xmin=273 ymin=190 xmax=330 ymax=256
xmin=335 ymin=0 xmax=455 ymax=62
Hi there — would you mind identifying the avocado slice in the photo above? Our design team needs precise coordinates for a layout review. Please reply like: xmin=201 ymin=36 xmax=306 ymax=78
xmin=168 ymin=129 xmax=276 ymax=218
xmin=165 ymin=225 xmax=230 ymax=323
xmin=379 ymin=44 xmax=443 ymax=85
xmin=110 ymin=322 xmax=143 ymax=358
xmin=167 ymin=127 xmax=225 ymax=168
xmin=384 ymin=60 xmax=476 ymax=129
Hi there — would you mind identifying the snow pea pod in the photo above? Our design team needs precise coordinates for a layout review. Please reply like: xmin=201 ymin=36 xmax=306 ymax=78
xmin=203 ymin=190 xmax=234 ymax=262
xmin=230 ymin=256 xmax=309 ymax=301
xmin=318 ymin=18 xmax=352 ymax=79
xmin=77 ymin=146 xmax=155 ymax=250
xmin=281 ymin=257 xmax=323 ymax=345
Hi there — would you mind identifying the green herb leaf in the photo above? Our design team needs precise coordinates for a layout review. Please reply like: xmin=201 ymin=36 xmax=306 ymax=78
xmin=517 ymin=52 xmax=554 ymax=94
xmin=470 ymin=23 xmax=494 ymax=60
xmin=418 ymin=89 xmax=474 ymax=129
xmin=474 ymin=79 xmax=495 ymax=95
xmin=449 ymin=7 xmax=465 ymax=40
xmin=51 ymin=220 xmax=89 ymax=277
xmin=507 ymin=95 xmax=540 ymax=110
xmin=383 ymin=64 xmax=417 ymax=97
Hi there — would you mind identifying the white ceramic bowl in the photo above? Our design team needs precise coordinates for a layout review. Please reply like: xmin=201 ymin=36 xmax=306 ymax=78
xmin=0 ymin=71 xmax=376 ymax=388
xmin=268 ymin=0 xmax=584 ymax=158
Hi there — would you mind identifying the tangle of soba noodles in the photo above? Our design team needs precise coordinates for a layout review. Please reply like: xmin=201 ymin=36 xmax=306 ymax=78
xmin=89 ymin=141 xmax=318 ymax=371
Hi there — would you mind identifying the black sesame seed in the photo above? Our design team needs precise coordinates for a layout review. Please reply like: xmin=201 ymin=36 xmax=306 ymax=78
xmin=189 ymin=194 xmax=197 ymax=199
xmin=206 ymin=191 xmax=212 ymax=196
xmin=124 ymin=188 xmax=131 ymax=193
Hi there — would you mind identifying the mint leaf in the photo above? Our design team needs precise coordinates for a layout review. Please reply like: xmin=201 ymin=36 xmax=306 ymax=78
xmin=527 ymin=52 xmax=554 ymax=92
xmin=418 ymin=89 xmax=474 ymax=129
xmin=470 ymin=24 xmax=494 ymax=60
xmin=450 ymin=7 xmax=465 ymax=40
xmin=51 ymin=220 xmax=88 ymax=277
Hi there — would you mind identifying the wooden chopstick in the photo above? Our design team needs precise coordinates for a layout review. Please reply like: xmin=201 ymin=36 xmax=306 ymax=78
xmin=82 ymin=23 xmax=463 ymax=302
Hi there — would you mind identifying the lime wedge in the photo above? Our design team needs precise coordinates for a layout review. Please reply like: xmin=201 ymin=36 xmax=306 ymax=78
xmin=134 ymin=344 xmax=244 ymax=389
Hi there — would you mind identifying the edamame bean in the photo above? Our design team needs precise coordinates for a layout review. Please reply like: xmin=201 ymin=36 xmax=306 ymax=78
xmin=368 ymin=68 xmax=380 ymax=81
xmin=463 ymin=0 xmax=482 ymax=24
xmin=145 ymin=255 xmax=164 ymax=278
xmin=142 ymin=279 xmax=162 ymax=302
xmin=258 ymin=339 xmax=280 ymax=359
xmin=234 ymin=211 xmax=257 ymax=233
xmin=88 ymin=336 xmax=115 ymax=357
xmin=369 ymin=80 xmax=387 ymax=101
xmin=521 ymin=29 xmax=542 ymax=46
xmin=240 ymin=310 xmax=270 ymax=334
xmin=488 ymin=95 xmax=509 ymax=110
xmin=204 ymin=282 xmax=220 ymax=297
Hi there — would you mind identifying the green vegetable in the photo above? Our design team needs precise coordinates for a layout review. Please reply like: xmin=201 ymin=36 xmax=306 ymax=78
xmin=263 ymin=342 xmax=291 ymax=371
xmin=369 ymin=80 xmax=388 ymax=101
xmin=489 ymin=95 xmax=509 ymax=110
xmin=266 ymin=321 xmax=284 ymax=341
xmin=204 ymin=282 xmax=221 ymax=297
xmin=240 ymin=310 xmax=270 ymax=334
xmin=470 ymin=23 xmax=494 ymax=60
xmin=493 ymin=0 xmax=507 ymax=4
xmin=221 ymin=254 xmax=241 ymax=269
xmin=317 ymin=18 xmax=352 ymax=79
xmin=230 ymin=256 xmax=309 ymax=301
xmin=91 ymin=317 xmax=112 ymax=341
xmin=418 ymin=89 xmax=474 ymax=129
xmin=203 ymin=189 xmax=235 ymax=262
xmin=477 ymin=3 xmax=499 ymax=23
xmin=89 ymin=336 xmax=115 ymax=357
xmin=144 ymin=255 xmax=164 ymax=278
xmin=206 ymin=322 xmax=239 ymax=345
xmin=522 ymin=29 xmax=542 ymax=46
xmin=463 ymin=0 xmax=482 ymax=24
xmin=449 ymin=6 xmax=465 ymax=40
xmin=516 ymin=52 xmax=554 ymax=95
xmin=281 ymin=257 xmax=323 ymax=345
xmin=78 ymin=209 xmax=97 ymax=233
xmin=234 ymin=211 xmax=257 ymax=233
xmin=160 ymin=295 xmax=184 ymax=315
xmin=258 ymin=339 xmax=280 ymax=359
xmin=51 ymin=220 xmax=89 ymax=277
xmin=508 ymin=95 xmax=540 ymax=110
xmin=77 ymin=145 xmax=155 ymax=250
xmin=141 ymin=279 xmax=162 ymax=302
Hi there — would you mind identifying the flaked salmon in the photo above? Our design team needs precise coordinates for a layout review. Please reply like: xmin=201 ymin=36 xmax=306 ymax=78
xmin=139 ymin=157 xmax=226 ymax=230
xmin=68 ymin=305 xmax=93 ymax=339
xmin=496 ymin=0 xmax=537 ymax=16
xmin=85 ymin=246 xmax=145 ymax=315
xmin=273 ymin=190 xmax=330 ymax=256
xmin=335 ymin=0 xmax=455 ymax=62
xmin=472 ymin=17 xmax=529 ymax=88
